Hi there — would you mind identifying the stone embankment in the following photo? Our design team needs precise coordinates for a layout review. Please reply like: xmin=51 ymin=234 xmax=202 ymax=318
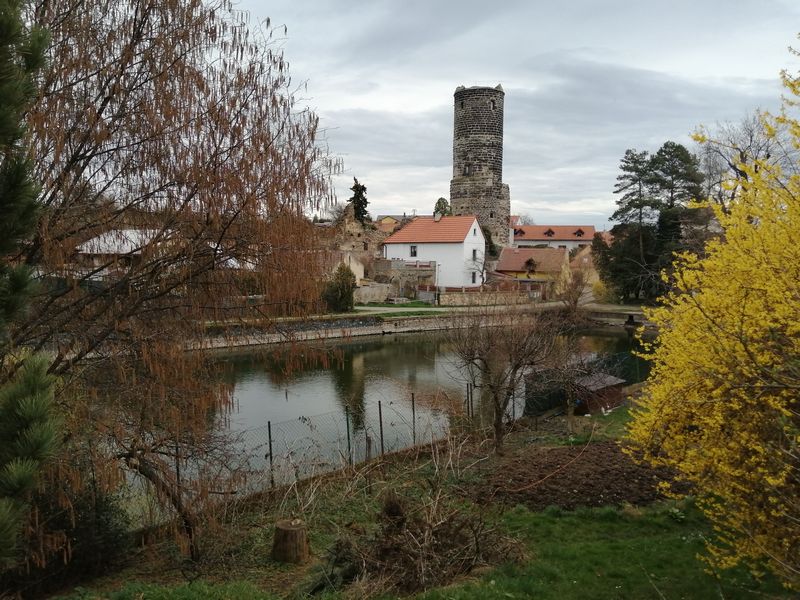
xmin=195 ymin=302 xmax=649 ymax=354
xmin=196 ymin=315 xmax=456 ymax=353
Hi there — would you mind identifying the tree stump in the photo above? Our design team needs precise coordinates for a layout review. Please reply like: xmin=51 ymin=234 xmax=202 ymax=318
xmin=272 ymin=518 xmax=310 ymax=564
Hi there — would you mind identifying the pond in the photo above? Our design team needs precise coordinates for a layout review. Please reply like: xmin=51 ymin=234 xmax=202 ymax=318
xmin=218 ymin=327 xmax=648 ymax=483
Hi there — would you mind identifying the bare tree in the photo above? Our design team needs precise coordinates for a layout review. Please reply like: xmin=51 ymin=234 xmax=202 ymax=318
xmin=3 ymin=0 xmax=338 ymax=566
xmin=447 ymin=307 xmax=564 ymax=453
xmin=697 ymin=113 xmax=799 ymax=212
xmin=558 ymin=267 xmax=589 ymax=322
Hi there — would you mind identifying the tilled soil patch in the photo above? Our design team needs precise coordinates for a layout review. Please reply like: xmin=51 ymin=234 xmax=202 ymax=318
xmin=471 ymin=441 xmax=678 ymax=510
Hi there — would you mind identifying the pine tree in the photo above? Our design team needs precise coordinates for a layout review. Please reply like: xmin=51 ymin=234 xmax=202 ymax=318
xmin=0 ymin=357 xmax=59 ymax=566
xmin=349 ymin=178 xmax=369 ymax=225
xmin=611 ymin=149 xmax=655 ymax=267
xmin=0 ymin=0 xmax=59 ymax=568
xmin=648 ymin=141 xmax=704 ymax=209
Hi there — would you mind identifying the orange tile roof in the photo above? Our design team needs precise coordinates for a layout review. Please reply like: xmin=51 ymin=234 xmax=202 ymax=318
xmin=383 ymin=215 xmax=479 ymax=244
xmin=513 ymin=225 xmax=595 ymax=241
xmin=496 ymin=247 xmax=568 ymax=273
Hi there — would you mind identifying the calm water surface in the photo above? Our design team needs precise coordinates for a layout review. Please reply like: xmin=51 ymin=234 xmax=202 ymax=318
xmin=221 ymin=328 xmax=645 ymax=432
xmin=216 ymin=328 xmax=646 ymax=479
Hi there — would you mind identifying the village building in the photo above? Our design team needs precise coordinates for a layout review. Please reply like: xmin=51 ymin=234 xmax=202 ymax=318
xmin=512 ymin=225 xmax=596 ymax=251
xmin=374 ymin=214 xmax=409 ymax=234
xmin=494 ymin=246 xmax=571 ymax=299
xmin=382 ymin=215 xmax=485 ymax=288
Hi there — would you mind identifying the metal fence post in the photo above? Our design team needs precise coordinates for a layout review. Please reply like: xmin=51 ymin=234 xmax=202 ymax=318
xmin=378 ymin=400 xmax=385 ymax=456
xmin=345 ymin=406 xmax=352 ymax=465
xmin=411 ymin=393 xmax=416 ymax=445
xmin=267 ymin=420 xmax=275 ymax=488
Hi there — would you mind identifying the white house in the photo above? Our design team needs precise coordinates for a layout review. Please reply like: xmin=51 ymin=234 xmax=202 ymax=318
xmin=382 ymin=215 xmax=485 ymax=287
xmin=512 ymin=225 xmax=596 ymax=251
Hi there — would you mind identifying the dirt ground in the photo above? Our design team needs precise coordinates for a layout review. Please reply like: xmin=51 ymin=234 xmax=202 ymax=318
xmin=471 ymin=440 xmax=677 ymax=510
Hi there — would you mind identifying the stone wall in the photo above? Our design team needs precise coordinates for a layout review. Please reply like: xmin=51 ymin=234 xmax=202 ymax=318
xmin=449 ymin=85 xmax=511 ymax=247
xmin=353 ymin=283 xmax=393 ymax=304
xmin=372 ymin=258 xmax=436 ymax=297
xmin=438 ymin=290 xmax=530 ymax=307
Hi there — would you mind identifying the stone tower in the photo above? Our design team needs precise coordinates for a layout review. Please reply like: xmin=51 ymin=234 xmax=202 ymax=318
xmin=449 ymin=84 xmax=510 ymax=248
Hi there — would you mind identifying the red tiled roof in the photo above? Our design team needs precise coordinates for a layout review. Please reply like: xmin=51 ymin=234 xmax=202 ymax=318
xmin=496 ymin=247 xmax=568 ymax=273
xmin=383 ymin=215 xmax=479 ymax=244
xmin=513 ymin=225 xmax=596 ymax=241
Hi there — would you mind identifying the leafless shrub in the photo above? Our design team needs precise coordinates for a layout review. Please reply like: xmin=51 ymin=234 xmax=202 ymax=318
xmin=310 ymin=486 xmax=522 ymax=596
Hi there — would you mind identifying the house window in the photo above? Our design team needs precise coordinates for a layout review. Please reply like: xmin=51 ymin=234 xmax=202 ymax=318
xmin=471 ymin=271 xmax=476 ymax=284
xmin=472 ymin=248 xmax=477 ymax=261
xmin=363 ymin=241 xmax=369 ymax=251
xmin=489 ymin=211 xmax=494 ymax=218
xmin=410 ymin=245 xmax=417 ymax=257
xmin=490 ymin=99 xmax=496 ymax=110
xmin=460 ymin=100 xmax=465 ymax=109
xmin=463 ymin=164 xmax=472 ymax=176
xmin=473 ymin=228 xmax=477 ymax=236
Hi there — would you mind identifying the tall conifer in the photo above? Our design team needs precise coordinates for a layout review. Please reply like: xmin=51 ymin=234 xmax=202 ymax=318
xmin=0 ymin=0 xmax=59 ymax=568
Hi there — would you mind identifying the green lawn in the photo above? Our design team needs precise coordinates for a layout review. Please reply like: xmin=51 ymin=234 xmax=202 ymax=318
xmin=419 ymin=503 xmax=789 ymax=600
xmin=61 ymin=582 xmax=277 ymax=599
xmin=358 ymin=300 xmax=435 ymax=308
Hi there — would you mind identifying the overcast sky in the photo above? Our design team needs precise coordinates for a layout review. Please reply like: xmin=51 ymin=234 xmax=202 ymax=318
xmin=238 ymin=0 xmax=800 ymax=228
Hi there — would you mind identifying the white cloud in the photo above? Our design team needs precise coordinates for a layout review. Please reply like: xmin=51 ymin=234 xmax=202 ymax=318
xmin=237 ymin=0 xmax=800 ymax=226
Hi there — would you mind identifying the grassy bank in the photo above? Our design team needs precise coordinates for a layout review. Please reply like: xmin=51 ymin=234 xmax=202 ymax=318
xmin=54 ymin=412 xmax=790 ymax=600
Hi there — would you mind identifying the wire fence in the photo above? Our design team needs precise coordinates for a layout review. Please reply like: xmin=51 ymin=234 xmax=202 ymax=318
xmin=236 ymin=395 xmax=451 ymax=488
xmin=233 ymin=351 xmax=648 ymax=490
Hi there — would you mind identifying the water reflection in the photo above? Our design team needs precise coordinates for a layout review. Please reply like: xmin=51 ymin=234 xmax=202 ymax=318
xmin=220 ymin=333 xmax=465 ymax=434
xmin=219 ymin=328 xmax=648 ymax=433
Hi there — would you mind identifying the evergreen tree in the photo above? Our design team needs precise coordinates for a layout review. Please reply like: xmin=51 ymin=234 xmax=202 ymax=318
xmin=322 ymin=263 xmax=357 ymax=312
xmin=600 ymin=142 xmax=708 ymax=302
xmin=0 ymin=0 xmax=48 ymax=338
xmin=611 ymin=149 xmax=656 ymax=224
xmin=592 ymin=225 xmax=662 ymax=301
xmin=648 ymin=141 xmax=704 ymax=209
xmin=0 ymin=0 xmax=59 ymax=568
xmin=0 ymin=357 xmax=59 ymax=567
xmin=433 ymin=197 xmax=451 ymax=216
xmin=349 ymin=178 xmax=369 ymax=225
xmin=611 ymin=149 xmax=656 ymax=265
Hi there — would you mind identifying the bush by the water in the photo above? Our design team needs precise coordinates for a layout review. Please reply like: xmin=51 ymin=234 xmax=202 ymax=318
xmin=322 ymin=264 xmax=357 ymax=312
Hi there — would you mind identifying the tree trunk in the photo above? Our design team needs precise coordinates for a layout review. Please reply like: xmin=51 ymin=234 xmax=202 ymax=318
xmin=493 ymin=394 xmax=506 ymax=455
xmin=127 ymin=456 xmax=200 ymax=561
xmin=272 ymin=519 xmax=310 ymax=564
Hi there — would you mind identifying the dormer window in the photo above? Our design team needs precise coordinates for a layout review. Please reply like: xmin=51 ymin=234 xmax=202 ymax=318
xmin=574 ymin=229 xmax=585 ymax=237
xmin=544 ymin=228 xmax=555 ymax=237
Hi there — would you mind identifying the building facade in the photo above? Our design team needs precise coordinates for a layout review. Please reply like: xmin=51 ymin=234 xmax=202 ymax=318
xmin=382 ymin=215 xmax=486 ymax=288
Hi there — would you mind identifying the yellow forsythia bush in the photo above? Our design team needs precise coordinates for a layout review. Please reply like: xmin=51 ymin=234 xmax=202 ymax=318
xmin=627 ymin=65 xmax=800 ymax=588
